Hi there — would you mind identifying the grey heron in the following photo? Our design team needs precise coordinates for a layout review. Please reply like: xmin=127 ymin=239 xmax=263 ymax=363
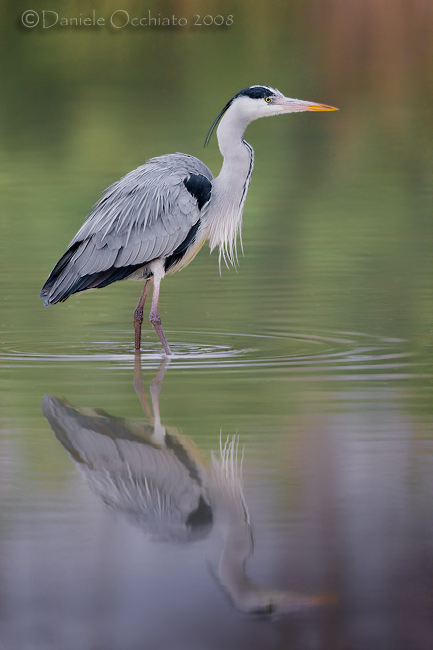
xmin=40 ymin=85 xmax=337 ymax=354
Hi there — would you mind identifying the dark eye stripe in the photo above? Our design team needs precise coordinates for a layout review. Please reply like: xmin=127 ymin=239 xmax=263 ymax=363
xmin=236 ymin=86 xmax=274 ymax=100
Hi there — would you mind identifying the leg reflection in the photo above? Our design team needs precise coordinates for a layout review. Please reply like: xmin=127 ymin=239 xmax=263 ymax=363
xmin=42 ymin=358 xmax=335 ymax=616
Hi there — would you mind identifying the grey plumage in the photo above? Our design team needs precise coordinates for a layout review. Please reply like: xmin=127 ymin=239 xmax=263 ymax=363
xmin=40 ymin=85 xmax=337 ymax=353
xmin=42 ymin=389 xmax=333 ymax=614
xmin=40 ymin=154 xmax=212 ymax=305
xmin=41 ymin=394 xmax=213 ymax=543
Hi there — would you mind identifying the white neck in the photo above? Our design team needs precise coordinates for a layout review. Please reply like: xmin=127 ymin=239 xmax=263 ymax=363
xmin=205 ymin=102 xmax=255 ymax=268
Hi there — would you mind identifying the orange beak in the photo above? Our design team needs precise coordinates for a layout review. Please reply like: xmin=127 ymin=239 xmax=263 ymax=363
xmin=307 ymin=102 xmax=339 ymax=112
xmin=275 ymin=97 xmax=339 ymax=113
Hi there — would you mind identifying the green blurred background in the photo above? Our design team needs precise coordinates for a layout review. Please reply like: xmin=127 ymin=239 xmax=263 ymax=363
xmin=1 ymin=2 xmax=433 ymax=647
xmin=2 ymin=0 xmax=433 ymax=345
xmin=2 ymin=0 xmax=433 ymax=445
xmin=1 ymin=0 xmax=433 ymax=440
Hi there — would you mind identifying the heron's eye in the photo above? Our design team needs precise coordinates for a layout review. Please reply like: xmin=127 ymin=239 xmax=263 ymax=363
xmin=265 ymin=97 xmax=272 ymax=103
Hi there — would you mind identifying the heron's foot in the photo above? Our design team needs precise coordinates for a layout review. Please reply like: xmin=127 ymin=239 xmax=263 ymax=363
xmin=149 ymin=310 xmax=172 ymax=355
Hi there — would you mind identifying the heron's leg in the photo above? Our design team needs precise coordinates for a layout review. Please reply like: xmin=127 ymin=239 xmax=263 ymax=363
xmin=149 ymin=271 xmax=172 ymax=356
xmin=134 ymin=279 xmax=151 ymax=350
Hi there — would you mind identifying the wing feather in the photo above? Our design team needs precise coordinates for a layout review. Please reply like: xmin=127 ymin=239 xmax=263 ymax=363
xmin=40 ymin=154 xmax=213 ymax=305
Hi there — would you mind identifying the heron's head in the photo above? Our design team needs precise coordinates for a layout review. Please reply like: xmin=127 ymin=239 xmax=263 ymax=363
xmin=205 ymin=85 xmax=338 ymax=146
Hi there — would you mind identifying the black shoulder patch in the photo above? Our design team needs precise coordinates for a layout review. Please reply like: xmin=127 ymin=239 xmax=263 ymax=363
xmin=183 ymin=173 xmax=212 ymax=211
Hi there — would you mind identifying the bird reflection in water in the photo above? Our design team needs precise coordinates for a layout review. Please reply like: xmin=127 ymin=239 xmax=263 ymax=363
xmin=42 ymin=356 xmax=334 ymax=617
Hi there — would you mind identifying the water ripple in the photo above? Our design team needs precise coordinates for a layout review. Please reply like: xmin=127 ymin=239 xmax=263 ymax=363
xmin=0 ymin=330 xmax=418 ymax=380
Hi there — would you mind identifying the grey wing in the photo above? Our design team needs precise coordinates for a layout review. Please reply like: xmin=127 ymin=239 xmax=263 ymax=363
xmin=41 ymin=395 xmax=213 ymax=542
xmin=40 ymin=154 xmax=213 ymax=305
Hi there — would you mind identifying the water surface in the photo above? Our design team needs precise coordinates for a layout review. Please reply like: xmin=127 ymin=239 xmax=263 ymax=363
xmin=2 ymin=3 xmax=433 ymax=649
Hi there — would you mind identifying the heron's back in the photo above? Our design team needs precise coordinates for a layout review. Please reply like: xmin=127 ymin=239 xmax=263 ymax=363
xmin=40 ymin=153 xmax=213 ymax=305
